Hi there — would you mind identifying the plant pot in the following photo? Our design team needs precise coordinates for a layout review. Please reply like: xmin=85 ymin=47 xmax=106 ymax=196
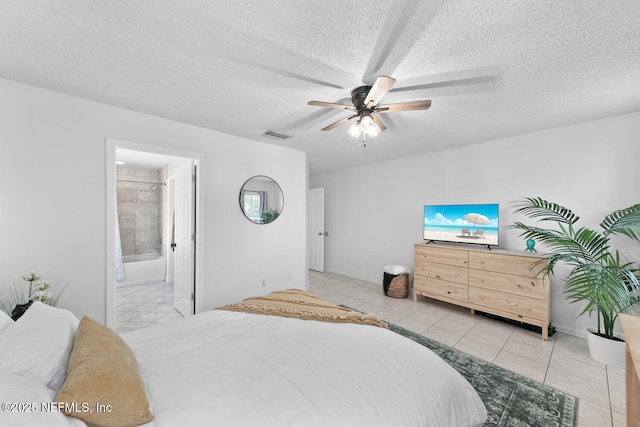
xmin=586 ymin=328 xmax=625 ymax=368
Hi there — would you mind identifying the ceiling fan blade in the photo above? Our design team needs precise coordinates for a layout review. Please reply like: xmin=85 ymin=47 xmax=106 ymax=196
xmin=321 ymin=114 xmax=357 ymax=131
xmin=371 ymin=114 xmax=387 ymax=132
xmin=389 ymin=74 xmax=498 ymax=94
xmin=364 ymin=76 xmax=396 ymax=108
xmin=376 ymin=100 xmax=431 ymax=113
xmin=308 ymin=100 xmax=356 ymax=111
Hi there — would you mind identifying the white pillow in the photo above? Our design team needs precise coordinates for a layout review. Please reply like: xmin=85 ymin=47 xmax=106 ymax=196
xmin=0 ymin=302 xmax=79 ymax=387
xmin=0 ymin=373 xmax=87 ymax=427
xmin=0 ymin=310 xmax=12 ymax=332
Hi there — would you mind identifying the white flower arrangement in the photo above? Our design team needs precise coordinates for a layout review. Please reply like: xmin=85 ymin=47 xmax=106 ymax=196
xmin=31 ymin=280 xmax=53 ymax=304
xmin=2 ymin=271 xmax=63 ymax=315
xmin=22 ymin=271 xmax=43 ymax=282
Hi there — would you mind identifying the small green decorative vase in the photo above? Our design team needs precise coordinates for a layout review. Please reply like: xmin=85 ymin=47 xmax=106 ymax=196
xmin=525 ymin=239 xmax=537 ymax=253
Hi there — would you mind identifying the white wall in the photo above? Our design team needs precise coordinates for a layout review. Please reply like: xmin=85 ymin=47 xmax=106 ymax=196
xmin=310 ymin=111 xmax=640 ymax=337
xmin=0 ymin=78 xmax=307 ymax=323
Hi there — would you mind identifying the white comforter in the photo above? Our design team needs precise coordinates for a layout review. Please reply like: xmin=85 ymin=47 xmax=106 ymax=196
xmin=123 ymin=310 xmax=487 ymax=427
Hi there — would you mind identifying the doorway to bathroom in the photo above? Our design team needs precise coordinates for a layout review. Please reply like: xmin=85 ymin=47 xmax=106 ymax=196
xmin=105 ymin=138 xmax=202 ymax=333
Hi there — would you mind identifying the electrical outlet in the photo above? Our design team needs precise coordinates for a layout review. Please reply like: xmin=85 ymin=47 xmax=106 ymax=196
xmin=261 ymin=280 xmax=266 ymax=287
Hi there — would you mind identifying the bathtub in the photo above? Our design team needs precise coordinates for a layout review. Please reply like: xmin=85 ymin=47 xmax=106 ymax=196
xmin=118 ymin=253 xmax=166 ymax=287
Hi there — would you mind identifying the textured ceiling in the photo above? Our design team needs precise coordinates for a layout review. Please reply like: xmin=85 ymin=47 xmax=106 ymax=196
xmin=1 ymin=1 xmax=639 ymax=173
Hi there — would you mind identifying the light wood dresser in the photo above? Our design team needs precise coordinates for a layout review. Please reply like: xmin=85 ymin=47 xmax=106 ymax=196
xmin=413 ymin=243 xmax=550 ymax=340
xmin=621 ymin=314 xmax=640 ymax=427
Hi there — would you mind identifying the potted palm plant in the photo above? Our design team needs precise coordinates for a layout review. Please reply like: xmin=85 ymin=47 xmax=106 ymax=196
xmin=510 ymin=197 xmax=640 ymax=367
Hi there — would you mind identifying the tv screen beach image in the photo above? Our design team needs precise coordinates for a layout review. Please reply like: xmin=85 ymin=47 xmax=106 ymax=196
xmin=423 ymin=204 xmax=499 ymax=246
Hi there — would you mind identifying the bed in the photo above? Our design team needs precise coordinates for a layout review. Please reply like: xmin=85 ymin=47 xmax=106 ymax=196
xmin=0 ymin=290 xmax=487 ymax=427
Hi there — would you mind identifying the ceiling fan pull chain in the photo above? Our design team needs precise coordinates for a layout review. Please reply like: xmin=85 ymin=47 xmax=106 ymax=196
xmin=362 ymin=134 xmax=367 ymax=148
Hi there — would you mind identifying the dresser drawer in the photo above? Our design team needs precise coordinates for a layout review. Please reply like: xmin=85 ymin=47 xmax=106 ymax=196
xmin=469 ymin=269 xmax=548 ymax=300
xmin=415 ymin=244 xmax=468 ymax=268
xmin=469 ymin=251 xmax=546 ymax=277
xmin=414 ymin=275 xmax=468 ymax=302
xmin=415 ymin=260 xmax=468 ymax=285
xmin=469 ymin=286 xmax=548 ymax=322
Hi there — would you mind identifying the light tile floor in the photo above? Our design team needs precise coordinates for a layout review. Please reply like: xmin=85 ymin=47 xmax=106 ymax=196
xmin=308 ymin=270 xmax=626 ymax=427
xmin=114 ymin=272 xmax=626 ymax=427
xmin=115 ymin=281 xmax=183 ymax=334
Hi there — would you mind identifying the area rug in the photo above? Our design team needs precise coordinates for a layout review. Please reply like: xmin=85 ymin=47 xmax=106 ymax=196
xmin=341 ymin=306 xmax=578 ymax=426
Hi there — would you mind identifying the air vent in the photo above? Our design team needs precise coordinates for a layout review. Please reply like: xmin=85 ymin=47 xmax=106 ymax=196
xmin=263 ymin=130 xmax=292 ymax=140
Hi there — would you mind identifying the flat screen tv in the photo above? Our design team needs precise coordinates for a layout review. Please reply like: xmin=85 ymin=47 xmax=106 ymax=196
xmin=423 ymin=203 xmax=499 ymax=247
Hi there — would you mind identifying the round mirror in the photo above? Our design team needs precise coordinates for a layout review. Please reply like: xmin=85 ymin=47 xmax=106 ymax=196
xmin=239 ymin=175 xmax=284 ymax=224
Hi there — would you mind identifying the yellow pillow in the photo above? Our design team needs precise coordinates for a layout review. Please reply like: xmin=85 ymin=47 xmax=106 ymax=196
xmin=55 ymin=316 xmax=153 ymax=427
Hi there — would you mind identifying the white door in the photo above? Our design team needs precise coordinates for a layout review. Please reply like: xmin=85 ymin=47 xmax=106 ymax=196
xmin=166 ymin=176 xmax=175 ymax=283
xmin=309 ymin=187 xmax=325 ymax=272
xmin=174 ymin=160 xmax=195 ymax=316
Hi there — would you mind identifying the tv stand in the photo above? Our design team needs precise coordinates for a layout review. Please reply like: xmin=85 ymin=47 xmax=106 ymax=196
xmin=413 ymin=243 xmax=550 ymax=340
xmin=425 ymin=240 xmax=436 ymax=245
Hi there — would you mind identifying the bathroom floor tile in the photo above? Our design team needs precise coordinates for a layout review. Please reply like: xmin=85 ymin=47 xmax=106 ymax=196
xmin=115 ymin=280 xmax=183 ymax=334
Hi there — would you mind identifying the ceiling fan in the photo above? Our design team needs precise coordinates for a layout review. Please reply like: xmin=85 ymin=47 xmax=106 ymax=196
xmin=307 ymin=76 xmax=432 ymax=141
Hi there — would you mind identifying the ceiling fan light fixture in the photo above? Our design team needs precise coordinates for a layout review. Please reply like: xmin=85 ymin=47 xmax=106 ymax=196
xmin=366 ymin=127 xmax=380 ymax=137
xmin=348 ymin=121 xmax=362 ymax=138
xmin=360 ymin=115 xmax=374 ymax=130
xmin=366 ymin=123 xmax=381 ymax=137
xmin=360 ymin=115 xmax=381 ymax=137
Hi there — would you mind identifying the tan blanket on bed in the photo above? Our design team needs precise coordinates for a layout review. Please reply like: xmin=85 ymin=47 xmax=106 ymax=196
xmin=218 ymin=289 xmax=388 ymax=328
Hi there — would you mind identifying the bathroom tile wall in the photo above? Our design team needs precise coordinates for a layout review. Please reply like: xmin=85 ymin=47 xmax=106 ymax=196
xmin=117 ymin=166 xmax=166 ymax=256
